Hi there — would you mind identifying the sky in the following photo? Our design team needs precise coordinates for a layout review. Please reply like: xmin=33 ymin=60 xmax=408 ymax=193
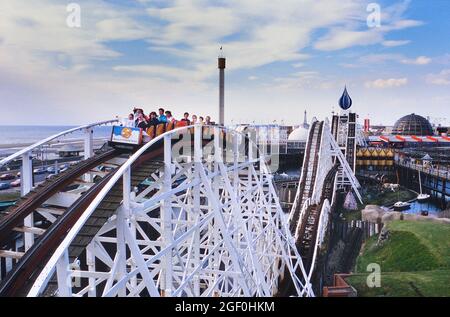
xmin=0 ymin=0 xmax=450 ymax=127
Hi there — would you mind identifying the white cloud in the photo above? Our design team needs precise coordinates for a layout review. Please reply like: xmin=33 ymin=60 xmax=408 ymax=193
xmin=382 ymin=40 xmax=410 ymax=47
xmin=314 ymin=0 xmax=423 ymax=52
xmin=314 ymin=29 xmax=383 ymax=51
xmin=401 ymin=56 xmax=432 ymax=65
xmin=384 ymin=19 xmax=424 ymax=30
xmin=248 ymin=76 xmax=259 ymax=80
xmin=112 ymin=64 xmax=205 ymax=81
xmin=359 ymin=54 xmax=432 ymax=66
xmin=0 ymin=0 xmax=436 ymax=126
xmin=427 ymin=69 xmax=450 ymax=85
xmin=0 ymin=0 xmax=158 ymax=76
xmin=0 ymin=0 xmax=424 ymax=78
xmin=273 ymin=71 xmax=343 ymax=90
xmin=365 ymin=78 xmax=408 ymax=89
xmin=146 ymin=0 xmax=368 ymax=70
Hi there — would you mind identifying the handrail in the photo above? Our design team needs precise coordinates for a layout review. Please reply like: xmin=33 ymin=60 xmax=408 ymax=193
xmin=294 ymin=198 xmax=310 ymax=241
xmin=307 ymin=199 xmax=330 ymax=281
xmin=0 ymin=119 xmax=119 ymax=167
xmin=27 ymin=124 xmax=270 ymax=296
xmin=311 ymin=121 xmax=326 ymax=204
xmin=288 ymin=120 xmax=316 ymax=223
xmin=396 ymin=160 xmax=450 ymax=179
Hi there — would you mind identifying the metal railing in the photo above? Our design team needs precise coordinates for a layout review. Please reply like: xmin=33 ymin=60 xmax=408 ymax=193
xmin=395 ymin=160 xmax=450 ymax=180
xmin=0 ymin=119 xmax=119 ymax=250
xmin=0 ymin=119 xmax=119 ymax=167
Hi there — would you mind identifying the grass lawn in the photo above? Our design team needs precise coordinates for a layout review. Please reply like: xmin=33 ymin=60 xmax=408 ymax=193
xmin=346 ymin=271 xmax=450 ymax=297
xmin=348 ymin=220 xmax=450 ymax=297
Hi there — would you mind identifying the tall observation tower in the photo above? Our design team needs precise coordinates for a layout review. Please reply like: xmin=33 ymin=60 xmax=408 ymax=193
xmin=218 ymin=47 xmax=226 ymax=126
xmin=332 ymin=86 xmax=358 ymax=189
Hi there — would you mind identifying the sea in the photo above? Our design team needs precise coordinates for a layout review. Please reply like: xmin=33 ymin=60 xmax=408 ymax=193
xmin=0 ymin=125 xmax=113 ymax=156
xmin=0 ymin=125 xmax=112 ymax=145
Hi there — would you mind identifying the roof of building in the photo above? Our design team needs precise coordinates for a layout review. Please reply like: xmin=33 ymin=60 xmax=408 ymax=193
xmin=368 ymin=135 xmax=450 ymax=143
xmin=288 ymin=125 xmax=309 ymax=142
xmin=392 ymin=113 xmax=434 ymax=136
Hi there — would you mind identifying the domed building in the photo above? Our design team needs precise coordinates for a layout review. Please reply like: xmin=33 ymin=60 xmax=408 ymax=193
xmin=392 ymin=113 xmax=434 ymax=136
xmin=288 ymin=110 xmax=310 ymax=142
xmin=288 ymin=125 xmax=309 ymax=142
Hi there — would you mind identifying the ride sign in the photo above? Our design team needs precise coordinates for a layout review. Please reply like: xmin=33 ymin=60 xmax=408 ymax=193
xmin=111 ymin=126 xmax=142 ymax=145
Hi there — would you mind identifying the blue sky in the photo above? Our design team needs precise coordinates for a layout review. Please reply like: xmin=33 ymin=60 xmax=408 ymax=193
xmin=0 ymin=0 xmax=449 ymax=126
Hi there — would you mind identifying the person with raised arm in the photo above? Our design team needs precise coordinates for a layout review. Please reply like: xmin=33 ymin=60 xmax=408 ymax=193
xmin=148 ymin=111 xmax=159 ymax=127
xmin=135 ymin=111 xmax=148 ymax=130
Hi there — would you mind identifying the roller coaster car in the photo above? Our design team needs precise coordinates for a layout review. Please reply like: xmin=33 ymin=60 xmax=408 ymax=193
xmin=109 ymin=126 xmax=143 ymax=151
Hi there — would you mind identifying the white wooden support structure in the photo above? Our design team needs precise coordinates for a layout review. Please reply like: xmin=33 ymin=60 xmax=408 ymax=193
xmin=21 ymin=151 xmax=34 ymax=250
xmin=28 ymin=125 xmax=312 ymax=298
xmin=0 ymin=119 xmax=119 ymax=277
xmin=84 ymin=128 xmax=94 ymax=160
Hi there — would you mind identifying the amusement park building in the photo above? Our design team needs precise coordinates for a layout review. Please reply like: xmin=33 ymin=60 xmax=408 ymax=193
xmin=391 ymin=113 xmax=434 ymax=136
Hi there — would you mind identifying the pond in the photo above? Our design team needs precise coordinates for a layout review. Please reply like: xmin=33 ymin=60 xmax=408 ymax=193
xmin=400 ymin=199 xmax=444 ymax=216
xmin=383 ymin=197 xmax=445 ymax=217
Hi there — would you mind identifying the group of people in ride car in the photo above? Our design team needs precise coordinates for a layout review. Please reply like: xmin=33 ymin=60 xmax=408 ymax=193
xmin=121 ymin=107 xmax=214 ymax=137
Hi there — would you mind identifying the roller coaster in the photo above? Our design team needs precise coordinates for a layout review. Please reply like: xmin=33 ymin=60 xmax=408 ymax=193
xmin=0 ymin=116 xmax=361 ymax=297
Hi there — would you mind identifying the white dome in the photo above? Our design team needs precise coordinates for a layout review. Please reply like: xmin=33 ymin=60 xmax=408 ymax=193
xmin=288 ymin=126 xmax=309 ymax=141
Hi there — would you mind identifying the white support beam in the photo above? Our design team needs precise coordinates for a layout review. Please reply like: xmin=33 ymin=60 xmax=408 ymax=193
xmin=84 ymin=128 xmax=94 ymax=160
xmin=161 ymin=134 xmax=173 ymax=296
xmin=21 ymin=152 xmax=33 ymax=196
xmin=21 ymin=151 xmax=34 ymax=251
xmin=56 ymin=250 xmax=72 ymax=297
xmin=13 ymin=226 xmax=46 ymax=236
xmin=0 ymin=250 xmax=25 ymax=260
xmin=36 ymin=206 xmax=66 ymax=216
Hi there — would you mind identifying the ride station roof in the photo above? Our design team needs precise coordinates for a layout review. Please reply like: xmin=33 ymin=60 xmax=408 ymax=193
xmin=368 ymin=135 xmax=450 ymax=143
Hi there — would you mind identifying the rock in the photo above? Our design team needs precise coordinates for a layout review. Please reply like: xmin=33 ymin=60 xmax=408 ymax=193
xmin=362 ymin=209 xmax=379 ymax=222
xmin=362 ymin=205 xmax=385 ymax=223
xmin=376 ymin=227 xmax=390 ymax=246
xmin=381 ymin=211 xmax=402 ymax=222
